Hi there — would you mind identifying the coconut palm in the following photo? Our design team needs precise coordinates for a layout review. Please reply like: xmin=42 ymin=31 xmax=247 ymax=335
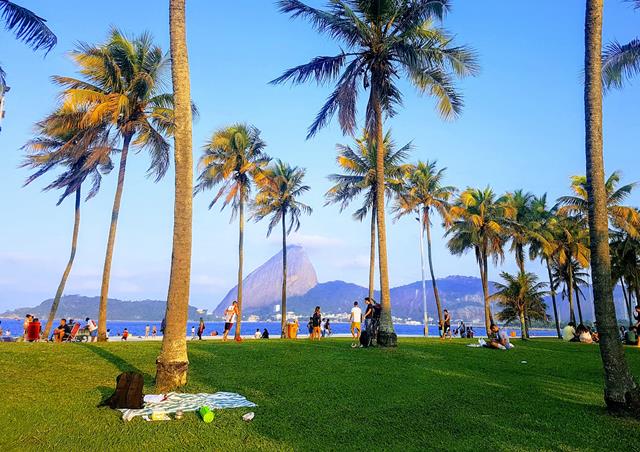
xmin=504 ymin=190 xmax=535 ymax=336
xmin=446 ymin=187 xmax=513 ymax=333
xmin=194 ymin=124 xmax=269 ymax=339
xmin=273 ymin=0 xmax=478 ymax=347
xmin=54 ymin=29 xmax=173 ymax=341
xmin=156 ymin=0 xmax=194 ymax=392
xmin=584 ymin=0 xmax=640 ymax=415
xmin=22 ymin=109 xmax=113 ymax=339
xmin=610 ymin=231 xmax=640 ymax=326
xmin=602 ymin=0 xmax=640 ymax=90
xmin=325 ymin=131 xmax=410 ymax=301
xmin=528 ymin=195 xmax=562 ymax=338
xmin=548 ymin=215 xmax=590 ymax=324
xmin=394 ymin=160 xmax=455 ymax=336
xmin=492 ymin=272 xmax=548 ymax=340
xmin=252 ymin=160 xmax=312 ymax=338
xmin=0 ymin=0 xmax=57 ymax=91
xmin=557 ymin=171 xmax=639 ymax=237
xmin=552 ymin=259 xmax=590 ymax=325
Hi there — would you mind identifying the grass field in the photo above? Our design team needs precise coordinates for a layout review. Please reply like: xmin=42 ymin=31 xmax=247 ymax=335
xmin=1 ymin=338 xmax=640 ymax=451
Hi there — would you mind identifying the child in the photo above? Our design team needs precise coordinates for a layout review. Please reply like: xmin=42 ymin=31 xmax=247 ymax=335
xmin=122 ymin=328 xmax=129 ymax=341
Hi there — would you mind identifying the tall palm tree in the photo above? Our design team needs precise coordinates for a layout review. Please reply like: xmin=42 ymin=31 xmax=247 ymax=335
xmin=557 ymin=171 xmax=639 ymax=237
xmin=156 ymin=0 xmax=194 ymax=392
xmin=446 ymin=187 xmax=513 ymax=333
xmin=252 ymin=160 xmax=312 ymax=338
xmin=504 ymin=190 xmax=535 ymax=336
xmin=22 ymin=110 xmax=113 ymax=339
xmin=528 ymin=194 xmax=562 ymax=338
xmin=0 ymin=0 xmax=57 ymax=91
xmin=325 ymin=131 xmax=410 ymax=301
xmin=602 ymin=0 xmax=640 ymax=90
xmin=394 ymin=160 xmax=455 ymax=336
xmin=492 ymin=271 xmax=548 ymax=340
xmin=55 ymin=29 xmax=173 ymax=341
xmin=552 ymin=258 xmax=590 ymax=325
xmin=548 ymin=215 xmax=590 ymax=324
xmin=584 ymin=0 xmax=640 ymax=415
xmin=273 ymin=0 xmax=478 ymax=347
xmin=194 ymin=124 xmax=269 ymax=339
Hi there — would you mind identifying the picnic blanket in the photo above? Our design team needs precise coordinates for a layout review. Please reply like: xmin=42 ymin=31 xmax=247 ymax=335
xmin=120 ymin=392 xmax=256 ymax=420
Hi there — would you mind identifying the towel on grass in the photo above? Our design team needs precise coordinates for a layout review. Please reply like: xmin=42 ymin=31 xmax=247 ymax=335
xmin=120 ymin=392 xmax=256 ymax=420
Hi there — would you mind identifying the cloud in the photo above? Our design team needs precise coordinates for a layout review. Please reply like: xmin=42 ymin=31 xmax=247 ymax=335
xmin=282 ymin=233 xmax=344 ymax=249
xmin=335 ymin=254 xmax=370 ymax=269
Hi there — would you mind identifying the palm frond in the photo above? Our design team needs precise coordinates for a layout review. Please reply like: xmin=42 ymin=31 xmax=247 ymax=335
xmin=0 ymin=0 xmax=56 ymax=53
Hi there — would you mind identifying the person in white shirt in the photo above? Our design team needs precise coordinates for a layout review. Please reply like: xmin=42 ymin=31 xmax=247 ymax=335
xmin=223 ymin=301 xmax=239 ymax=341
xmin=254 ymin=329 xmax=262 ymax=339
xmin=85 ymin=317 xmax=98 ymax=343
xmin=350 ymin=301 xmax=362 ymax=339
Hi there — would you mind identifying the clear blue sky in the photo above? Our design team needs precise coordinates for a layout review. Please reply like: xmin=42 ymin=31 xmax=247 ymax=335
xmin=0 ymin=1 xmax=638 ymax=312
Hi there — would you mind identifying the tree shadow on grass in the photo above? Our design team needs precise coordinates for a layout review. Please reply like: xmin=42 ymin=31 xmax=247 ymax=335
xmin=78 ymin=343 xmax=153 ymax=383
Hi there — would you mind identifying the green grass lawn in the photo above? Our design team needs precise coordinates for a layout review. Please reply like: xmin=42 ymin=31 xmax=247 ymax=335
xmin=1 ymin=338 xmax=640 ymax=451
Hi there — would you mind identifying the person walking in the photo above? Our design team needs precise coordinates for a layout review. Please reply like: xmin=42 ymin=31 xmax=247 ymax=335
xmin=190 ymin=325 xmax=196 ymax=340
xmin=223 ymin=301 xmax=239 ymax=342
xmin=442 ymin=309 xmax=452 ymax=339
xmin=323 ymin=318 xmax=332 ymax=337
xmin=144 ymin=324 xmax=150 ymax=340
xmin=350 ymin=301 xmax=362 ymax=339
xmin=197 ymin=318 xmax=205 ymax=340
xmin=85 ymin=317 xmax=98 ymax=343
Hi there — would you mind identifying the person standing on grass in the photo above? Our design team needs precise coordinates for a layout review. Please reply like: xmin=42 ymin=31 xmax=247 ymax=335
xmin=442 ymin=310 xmax=451 ymax=339
xmin=121 ymin=328 xmax=129 ymax=341
xmin=223 ymin=301 xmax=239 ymax=342
xmin=311 ymin=306 xmax=322 ymax=340
xmin=160 ymin=317 xmax=166 ymax=336
xmin=144 ymin=324 xmax=150 ymax=339
xmin=85 ymin=317 xmax=98 ymax=343
xmin=198 ymin=318 xmax=205 ymax=340
xmin=363 ymin=298 xmax=374 ymax=332
xmin=190 ymin=325 xmax=196 ymax=340
xmin=350 ymin=301 xmax=362 ymax=339
xmin=323 ymin=318 xmax=332 ymax=337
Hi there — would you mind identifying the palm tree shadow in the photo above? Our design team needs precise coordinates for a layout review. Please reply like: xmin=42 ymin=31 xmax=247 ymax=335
xmin=79 ymin=343 xmax=153 ymax=382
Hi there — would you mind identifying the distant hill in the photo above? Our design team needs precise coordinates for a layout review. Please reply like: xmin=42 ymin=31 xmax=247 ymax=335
xmin=0 ymin=295 xmax=202 ymax=321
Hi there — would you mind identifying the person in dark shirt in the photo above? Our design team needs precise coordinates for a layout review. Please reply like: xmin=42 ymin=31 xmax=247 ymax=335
xmin=54 ymin=319 xmax=71 ymax=343
xmin=311 ymin=306 xmax=322 ymax=340
xmin=442 ymin=310 xmax=452 ymax=339
xmin=262 ymin=328 xmax=269 ymax=339
xmin=363 ymin=298 xmax=374 ymax=332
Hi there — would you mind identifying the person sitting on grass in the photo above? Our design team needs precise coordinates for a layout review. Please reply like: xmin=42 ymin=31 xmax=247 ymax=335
xmin=261 ymin=328 xmax=269 ymax=339
xmin=576 ymin=324 xmax=592 ymax=344
xmin=480 ymin=324 xmax=509 ymax=350
xmin=54 ymin=319 xmax=71 ymax=343
xmin=254 ymin=329 xmax=261 ymax=339
xmin=625 ymin=326 xmax=638 ymax=345
xmin=562 ymin=321 xmax=577 ymax=342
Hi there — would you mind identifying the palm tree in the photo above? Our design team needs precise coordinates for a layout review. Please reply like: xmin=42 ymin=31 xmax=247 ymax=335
xmin=22 ymin=109 xmax=113 ymax=339
xmin=446 ymin=187 xmax=513 ymax=333
xmin=504 ymin=190 xmax=535 ymax=336
xmin=55 ymin=29 xmax=173 ymax=341
xmin=584 ymin=0 xmax=640 ymax=415
xmin=273 ymin=0 xmax=478 ymax=347
xmin=394 ymin=161 xmax=455 ymax=336
xmin=194 ymin=124 xmax=269 ymax=339
xmin=0 ymin=0 xmax=56 ymax=91
xmin=252 ymin=160 xmax=312 ymax=338
xmin=611 ymin=231 xmax=640 ymax=327
xmin=528 ymin=194 xmax=562 ymax=338
xmin=557 ymin=171 xmax=639 ymax=237
xmin=552 ymin=259 xmax=590 ymax=325
xmin=492 ymin=272 xmax=548 ymax=340
xmin=602 ymin=0 xmax=640 ymax=90
xmin=156 ymin=0 xmax=194 ymax=392
xmin=548 ymin=215 xmax=590 ymax=324
xmin=325 ymin=131 xmax=410 ymax=301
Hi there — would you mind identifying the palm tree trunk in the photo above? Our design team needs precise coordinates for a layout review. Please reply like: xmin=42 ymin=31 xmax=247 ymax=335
xmin=418 ymin=212 xmax=428 ymax=336
xmin=372 ymin=84 xmax=396 ymax=347
xmin=97 ymin=132 xmax=132 ymax=341
xmin=584 ymin=0 xmax=640 ymax=415
xmin=567 ymin=263 xmax=576 ymax=324
xmin=574 ymin=283 xmax=584 ymax=325
xmin=519 ymin=307 xmax=527 ymax=340
xmin=368 ymin=206 xmax=376 ymax=301
xmin=546 ymin=258 xmax=562 ymax=339
xmin=281 ymin=209 xmax=287 ymax=339
xmin=479 ymin=249 xmax=492 ymax=335
xmin=516 ymin=248 xmax=530 ymax=338
xmin=43 ymin=187 xmax=81 ymax=339
xmin=156 ymin=0 xmax=193 ymax=392
xmin=235 ymin=197 xmax=244 ymax=339
xmin=621 ymin=278 xmax=632 ymax=327
xmin=425 ymin=212 xmax=443 ymax=336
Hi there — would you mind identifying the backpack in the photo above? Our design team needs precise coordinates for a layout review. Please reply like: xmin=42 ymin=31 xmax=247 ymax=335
xmin=101 ymin=372 xmax=144 ymax=409
xmin=359 ymin=330 xmax=370 ymax=348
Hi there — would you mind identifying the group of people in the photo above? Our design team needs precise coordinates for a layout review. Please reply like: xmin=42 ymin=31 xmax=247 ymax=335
xmin=16 ymin=315 xmax=99 ymax=342
xmin=562 ymin=321 xmax=600 ymax=344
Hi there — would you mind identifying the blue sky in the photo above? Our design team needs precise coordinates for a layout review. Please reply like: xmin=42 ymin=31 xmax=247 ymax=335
xmin=0 ymin=1 xmax=639 ymax=312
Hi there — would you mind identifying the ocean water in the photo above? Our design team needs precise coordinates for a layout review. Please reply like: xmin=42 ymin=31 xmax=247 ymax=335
xmin=0 ymin=318 xmax=557 ymax=338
